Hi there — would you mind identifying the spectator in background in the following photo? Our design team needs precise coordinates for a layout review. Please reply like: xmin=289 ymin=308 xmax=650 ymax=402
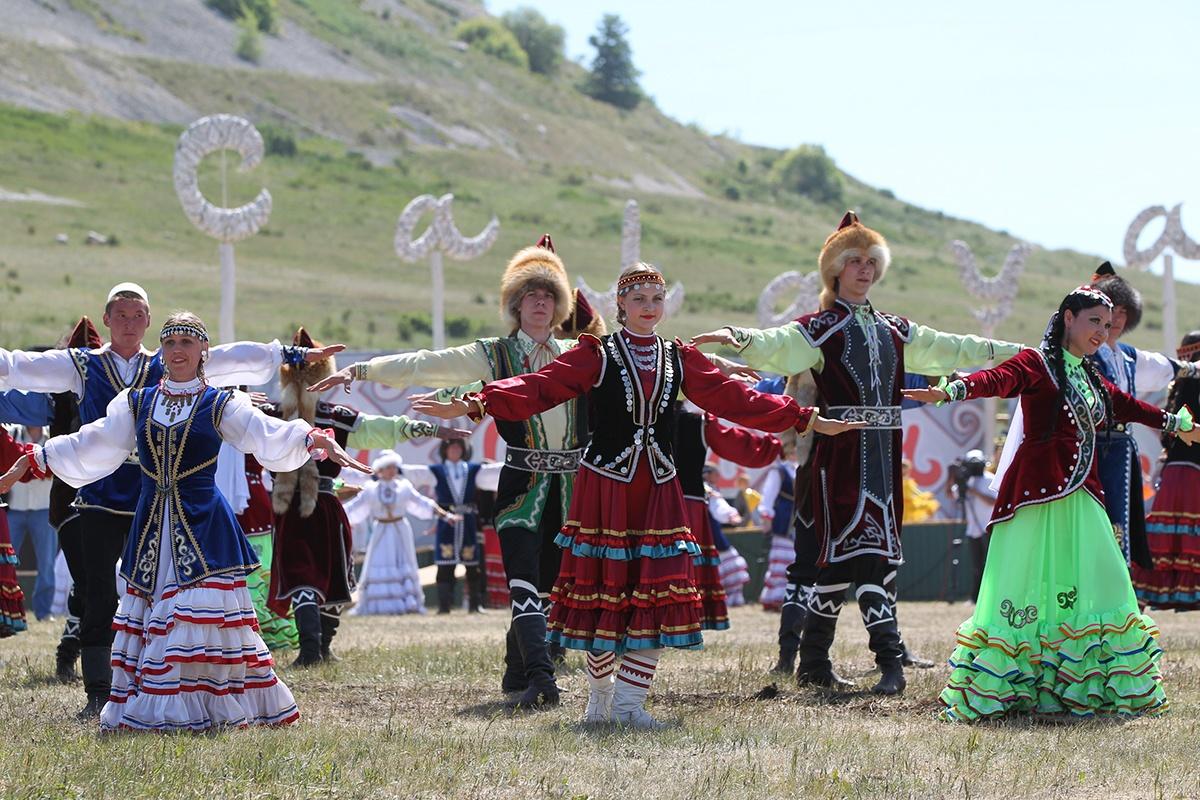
xmin=3 ymin=423 xmax=54 ymax=620
xmin=901 ymin=458 xmax=940 ymax=524
xmin=730 ymin=474 xmax=762 ymax=525
xmin=951 ymin=448 xmax=999 ymax=603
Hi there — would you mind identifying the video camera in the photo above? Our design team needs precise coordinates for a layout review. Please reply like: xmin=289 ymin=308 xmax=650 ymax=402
xmin=948 ymin=450 xmax=987 ymax=497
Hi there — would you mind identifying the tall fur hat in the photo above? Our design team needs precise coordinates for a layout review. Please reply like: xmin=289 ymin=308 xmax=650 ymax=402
xmin=499 ymin=234 xmax=571 ymax=331
xmin=818 ymin=211 xmax=891 ymax=310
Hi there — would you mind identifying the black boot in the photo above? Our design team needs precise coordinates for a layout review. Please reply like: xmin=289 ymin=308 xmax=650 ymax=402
xmin=773 ymin=596 xmax=807 ymax=674
xmin=864 ymin=611 xmax=906 ymax=695
xmin=437 ymin=580 xmax=454 ymax=615
xmin=547 ymin=640 xmax=566 ymax=667
xmin=796 ymin=609 xmax=855 ymax=690
xmin=78 ymin=646 xmax=111 ymax=719
xmin=466 ymin=566 xmax=485 ymax=614
xmin=872 ymin=661 xmax=907 ymax=695
xmin=320 ymin=612 xmax=341 ymax=662
xmin=507 ymin=611 xmax=560 ymax=709
xmin=500 ymin=625 xmax=528 ymax=694
xmin=56 ymin=617 xmax=81 ymax=684
xmin=290 ymin=604 xmax=322 ymax=668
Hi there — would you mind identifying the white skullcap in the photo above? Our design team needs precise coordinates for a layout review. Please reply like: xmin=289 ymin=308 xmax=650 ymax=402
xmin=107 ymin=282 xmax=149 ymax=304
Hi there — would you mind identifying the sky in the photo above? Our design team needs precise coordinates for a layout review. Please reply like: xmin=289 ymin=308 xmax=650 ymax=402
xmin=486 ymin=0 xmax=1200 ymax=281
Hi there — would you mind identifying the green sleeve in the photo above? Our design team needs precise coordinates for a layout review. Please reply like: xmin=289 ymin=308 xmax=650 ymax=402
xmin=363 ymin=342 xmax=491 ymax=388
xmin=728 ymin=325 xmax=824 ymax=375
xmin=347 ymin=413 xmax=437 ymax=449
xmin=904 ymin=324 xmax=1024 ymax=376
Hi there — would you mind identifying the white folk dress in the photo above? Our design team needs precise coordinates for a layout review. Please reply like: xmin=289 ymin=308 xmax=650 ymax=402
xmin=344 ymin=478 xmax=439 ymax=615
xmin=38 ymin=379 xmax=314 ymax=732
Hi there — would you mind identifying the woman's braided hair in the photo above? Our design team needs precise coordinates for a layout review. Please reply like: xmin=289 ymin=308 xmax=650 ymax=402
xmin=1040 ymin=287 xmax=1114 ymax=441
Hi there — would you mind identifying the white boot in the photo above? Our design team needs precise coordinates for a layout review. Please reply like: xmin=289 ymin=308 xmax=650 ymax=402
xmin=612 ymin=650 xmax=665 ymax=730
xmin=583 ymin=651 xmax=615 ymax=723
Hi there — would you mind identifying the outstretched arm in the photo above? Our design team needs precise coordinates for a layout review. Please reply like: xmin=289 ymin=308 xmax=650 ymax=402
xmin=692 ymin=324 xmax=823 ymax=376
xmin=0 ymin=348 xmax=82 ymax=396
xmin=414 ymin=339 xmax=601 ymax=422
xmin=218 ymin=391 xmax=370 ymax=473
xmin=904 ymin=324 xmax=1024 ymax=377
xmin=704 ymin=414 xmax=782 ymax=468
xmin=903 ymin=348 xmax=1041 ymax=405
xmin=308 ymin=342 xmax=492 ymax=394
xmin=205 ymin=340 xmax=343 ymax=387
xmin=1107 ymin=378 xmax=1197 ymax=441
xmin=346 ymin=413 xmax=470 ymax=450
xmin=34 ymin=390 xmax=137 ymax=488
xmin=680 ymin=345 xmax=814 ymax=434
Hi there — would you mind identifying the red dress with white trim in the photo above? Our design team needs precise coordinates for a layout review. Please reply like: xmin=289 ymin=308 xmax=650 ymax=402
xmin=36 ymin=379 xmax=316 ymax=731
xmin=467 ymin=331 xmax=813 ymax=654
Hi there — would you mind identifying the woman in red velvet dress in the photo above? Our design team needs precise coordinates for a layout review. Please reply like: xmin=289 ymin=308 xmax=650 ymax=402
xmin=415 ymin=263 xmax=860 ymax=728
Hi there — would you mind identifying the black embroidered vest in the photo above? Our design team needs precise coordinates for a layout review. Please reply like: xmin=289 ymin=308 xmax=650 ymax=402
xmin=582 ymin=334 xmax=682 ymax=485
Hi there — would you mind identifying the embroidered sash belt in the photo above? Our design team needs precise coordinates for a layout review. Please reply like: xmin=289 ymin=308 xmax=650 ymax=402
xmin=503 ymin=447 xmax=582 ymax=473
xmin=827 ymin=405 xmax=903 ymax=429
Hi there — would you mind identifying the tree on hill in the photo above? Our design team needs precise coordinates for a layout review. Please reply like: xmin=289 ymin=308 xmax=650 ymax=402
xmin=500 ymin=7 xmax=565 ymax=76
xmin=206 ymin=0 xmax=277 ymax=33
xmin=581 ymin=14 xmax=642 ymax=111
xmin=772 ymin=144 xmax=844 ymax=204
xmin=454 ymin=18 xmax=529 ymax=69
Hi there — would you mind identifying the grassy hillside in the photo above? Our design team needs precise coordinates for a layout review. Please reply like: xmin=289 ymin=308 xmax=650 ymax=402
xmin=0 ymin=0 xmax=1192 ymax=351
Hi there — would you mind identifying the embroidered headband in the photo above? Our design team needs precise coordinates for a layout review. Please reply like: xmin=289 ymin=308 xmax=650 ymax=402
xmin=616 ymin=270 xmax=666 ymax=296
xmin=1067 ymin=285 xmax=1113 ymax=308
xmin=159 ymin=323 xmax=209 ymax=342
xmin=1178 ymin=340 xmax=1200 ymax=360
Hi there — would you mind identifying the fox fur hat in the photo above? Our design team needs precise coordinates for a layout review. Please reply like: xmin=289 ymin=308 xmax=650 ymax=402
xmin=272 ymin=327 xmax=336 ymax=518
xmin=818 ymin=211 xmax=892 ymax=310
xmin=500 ymin=234 xmax=572 ymax=332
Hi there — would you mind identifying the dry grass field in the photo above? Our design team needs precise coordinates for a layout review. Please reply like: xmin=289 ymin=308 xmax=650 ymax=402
xmin=3 ymin=602 xmax=1200 ymax=799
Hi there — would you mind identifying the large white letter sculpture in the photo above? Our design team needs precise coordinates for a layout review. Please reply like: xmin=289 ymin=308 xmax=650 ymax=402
xmin=394 ymin=193 xmax=499 ymax=349
xmin=577 ymin=199 xmax=685 ymax=320
xmin=173 ymin=114 xmax=272 ymax=343
xmin=950 ymin=239 xmax=1031 ymax=450
xmin=756 ymin=270 xmax=821 ymax=328
xmin=1123 ymin=204 xmax=1200 ymax=353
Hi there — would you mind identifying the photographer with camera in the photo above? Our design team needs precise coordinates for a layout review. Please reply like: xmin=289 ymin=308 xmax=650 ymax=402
xmin=949 ymin=449 xmax=998 ymax=602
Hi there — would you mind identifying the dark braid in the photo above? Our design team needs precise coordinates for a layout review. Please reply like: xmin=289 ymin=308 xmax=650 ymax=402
xmin=1161 ymin=330 xmax=1200 ymax=449
xmin=1039 ymin=287 xmax=1114 ymax=441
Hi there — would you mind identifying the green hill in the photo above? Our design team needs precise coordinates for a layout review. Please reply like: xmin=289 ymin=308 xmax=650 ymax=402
xmin=0 ymin=0 xmax=1190 ymax=351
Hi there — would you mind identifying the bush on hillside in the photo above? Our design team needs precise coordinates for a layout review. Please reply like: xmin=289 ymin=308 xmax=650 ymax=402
xmin=772 ymin=144 xmax=843 ymax=204
xmin=500 ymin=7 xmax=565 ymax=75
xmin=453 ymin=18 xmax=529 ymax=69
xmin=259 ymin=123 xmax=297 ymax=157
xmin=235 ymin=12 xmax=263 ymax=63
xmin=206 ymin=0 xmax=277 ymax=33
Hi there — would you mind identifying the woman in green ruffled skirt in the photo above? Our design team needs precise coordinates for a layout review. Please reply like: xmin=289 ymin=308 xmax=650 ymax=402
xmin=906 ymin=285 xmax=1200 ymax=720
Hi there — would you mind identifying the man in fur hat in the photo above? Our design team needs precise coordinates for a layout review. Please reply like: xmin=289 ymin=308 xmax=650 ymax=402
xmin=0 ymin=284 xmax=344 ymax=718
xmin=694 ymin=212 xmax=1025 ymax=695
xmin=262 ymin=328 xmax=465 ymax=666
xmin=309 ymin=235 xmax=586 ymax=708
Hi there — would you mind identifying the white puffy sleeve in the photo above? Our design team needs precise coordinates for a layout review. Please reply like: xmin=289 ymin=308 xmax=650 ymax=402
xmin=39 ymin=390 xmax=137 ymax=488
xmin=0 ymin=348 xmax=82 ymax=396
xmin=217 ymin=390 xmax=314 ymax=472
xmin=205 ymin=340 xmax=291 ymax=388
xmin=398 ymin=479 xmax=439 ymax=520
xmin=341 ymin=481 xmax=378 ymax=527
